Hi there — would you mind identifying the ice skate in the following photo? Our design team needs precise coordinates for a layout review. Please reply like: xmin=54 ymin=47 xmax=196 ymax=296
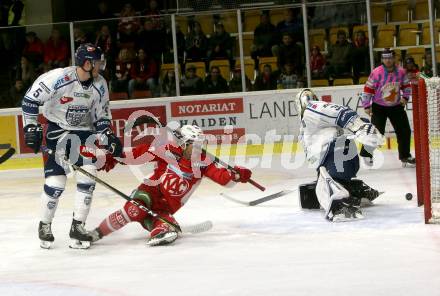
xmin=69 ymin=219 xmax=93 ymax=249
xmin=401 ymin=157 xmax=416 ymax=168
xmin=39 ymin=221 xmax=54 ymax=249
xmin=147 ymin=224 xmax=178 ymax=246
xmin=329 ymin=203 xmax=364 ymax=222
xmin=147 ymin=231 xmax=178 ymax=246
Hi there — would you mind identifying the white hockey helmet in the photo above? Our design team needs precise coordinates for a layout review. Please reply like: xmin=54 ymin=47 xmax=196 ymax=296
xmin=178 ymin=125 xmax=204 ymax=147
xmin=295 ymin=88 xmax=318 ymax=117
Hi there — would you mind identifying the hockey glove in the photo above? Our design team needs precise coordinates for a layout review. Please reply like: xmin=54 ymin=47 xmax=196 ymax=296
xmin=232 ymin=166 xmax=252 ymax=183
xmin=101 ymin=128 xmax=123 ymax=157
xmin=24 ymin=124 xmax=43 ymax=153
xmin=355 ymin=123 xmax=385 ymax=148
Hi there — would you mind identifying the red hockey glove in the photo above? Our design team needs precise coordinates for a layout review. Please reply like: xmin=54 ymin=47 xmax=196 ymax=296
xmin=79 ymin=145 xmax=123 ymax=172
xmin=99 ymin=153 xmax=121 ymax=172
xmin=232 ymin=166 xmax=252 ymax=183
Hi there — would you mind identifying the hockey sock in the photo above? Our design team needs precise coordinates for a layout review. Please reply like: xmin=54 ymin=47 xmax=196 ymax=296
xmin=73 ymin=183 xmax=95 ymax=222
xmin=73 ymin=165 xmax=96 ymax=222
xmin=97 ymin=208 xmax=132 ymax=237
xmin=40 ymin=175 xmax=66 ymax=223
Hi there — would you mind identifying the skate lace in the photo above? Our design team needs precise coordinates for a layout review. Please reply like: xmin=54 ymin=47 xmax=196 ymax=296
xmin=41 ymin=223 xmax=52 ymax=234
xmin=76 ymin=223 xmax=88 ymax=234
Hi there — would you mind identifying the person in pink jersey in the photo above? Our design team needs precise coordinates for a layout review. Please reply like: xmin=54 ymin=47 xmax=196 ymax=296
xmin=359 ymin=48 xmax=415 ymax=167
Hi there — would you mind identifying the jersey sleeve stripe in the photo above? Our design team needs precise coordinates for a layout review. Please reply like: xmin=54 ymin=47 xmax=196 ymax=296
xmin=22 ymin=97 xmax=40 ymax=115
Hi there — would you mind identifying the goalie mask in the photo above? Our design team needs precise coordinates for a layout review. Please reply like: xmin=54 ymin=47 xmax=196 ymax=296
xmin=295 ymin=88 xmax=318 ymax=118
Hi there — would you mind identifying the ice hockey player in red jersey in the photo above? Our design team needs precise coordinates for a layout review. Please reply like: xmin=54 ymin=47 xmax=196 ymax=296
xmin=89 ymin=124 xmax=252 ymax=246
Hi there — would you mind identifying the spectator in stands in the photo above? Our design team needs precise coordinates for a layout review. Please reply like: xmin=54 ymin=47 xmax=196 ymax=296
xmin=274 ymin=8 xmax=304 ymax=45
xmin=128 ymin=48 xmax=158 ymax=98
xmin=254 ymin=64 xmax=277 ymax=91
xmin=142 ymin=0 xmax=163 ymax=30
xmin=160 ymin=70 xmax=177 ymax=97
xmin=73 ymin=28 xmax=92 ymax=49
xmin=204 ymin=66 xmax=229 ymax=94
xmin=351 ymin=30 xmax=370 ymax=82
xmin=23 ymin=31 xmax=44 ymax=67
xmin=185 ymin=21 xmax=208 ymax=62
xmin=310 ymin=45 xmax=326 ymax=79
xmin=180 ymin=64 xmax=204 ymax=95
xmin=275 ymin=61 xmax=304 ymax=89
xmin=163 ymin=23 xmax=185 ymax=64
xmin=250 ymin=12 xmax=276 ymax=70
xmin=0 ymin=79 xmax=25 ymax=108
xmin=95 ymin=24 xmax=115 ymax=80
xmin=420 ymin=49 xmax=439 ymax=78
xmin=229 ymin=67 xmax=251 ymax=92
xmin=111 ymin=48 xmax=136 ymax=93
xmin=20 ymin=55 xmax=37 ymax=89
xmin=44 ymin=29 xmax=69 ymax=71
xmin=10 ymin=0 xmax=24 ymax=26
xmin=403 ymin=56 xmax=420 ymax=83
xmin=273 ymin=32 xmax=303 ymax=73
xmin=326 ymin=30 xmax=353 ymax=81
xmin=95 ymin=24 xmax=114 ymax=57
xmin=207 ymin=23 xmax=234 ymax=68
xmin=136 ymin=18 xmax=164 ymax=61
xmin=118 ymin=3 xmax=140 ymax=45
xmin=95 ymin=0 xmax=113 ymax=19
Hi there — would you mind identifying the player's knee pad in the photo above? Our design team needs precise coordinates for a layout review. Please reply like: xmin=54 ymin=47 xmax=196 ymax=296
xmin=316 ymin=166 xmax=350 ymax=218
xmin=123 ymin=199 xmax=149 ymax=223
xmin=44 ymin=175 xmax=67 ymax=199
xmin=298 ymin=181 xmax=320 ymax=209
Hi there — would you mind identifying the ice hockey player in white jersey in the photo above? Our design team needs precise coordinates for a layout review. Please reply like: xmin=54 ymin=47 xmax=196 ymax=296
xmin=295 ymin=88 xmax=384 ymax=222
xmin=21 ymin=43 xmax=122 ymax=249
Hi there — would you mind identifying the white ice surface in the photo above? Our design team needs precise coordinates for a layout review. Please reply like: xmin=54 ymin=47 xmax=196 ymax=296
xmin=0 ymin=151 xmax=440 ymax=296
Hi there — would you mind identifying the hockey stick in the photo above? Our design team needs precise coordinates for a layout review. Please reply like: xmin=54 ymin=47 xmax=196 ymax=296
xmin=0 ymin=144 xmax=16 ymax=164
xmin=41 ymin=146 xmax=182 ymax=233
xmin=221 ymin=189 xmax=294 ymax=206
xmin=126 ymin=115 xmax=266 ymax=191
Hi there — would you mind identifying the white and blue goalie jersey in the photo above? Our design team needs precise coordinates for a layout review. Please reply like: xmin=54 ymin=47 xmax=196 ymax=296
xmin=22 ymin=66 xmax=111 ymax=132
xmin=298 ymin=101 xmax=358 ymax=168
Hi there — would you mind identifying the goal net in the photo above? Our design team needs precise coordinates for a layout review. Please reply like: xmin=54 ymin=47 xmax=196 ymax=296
xmin=412 ymin=77 xmax=440 ymax=223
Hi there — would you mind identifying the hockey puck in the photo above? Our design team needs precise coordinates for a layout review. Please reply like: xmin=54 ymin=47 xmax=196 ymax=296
xmin=406 ymin=193 xmax=413 ymax=201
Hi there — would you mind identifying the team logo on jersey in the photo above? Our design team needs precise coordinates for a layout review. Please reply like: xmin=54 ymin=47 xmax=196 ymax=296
xmin=73 ymin=92 xmax=90 ymax=99
xmin=66 ymin=105 xmax=89 ymax=126
xmin=381 ymin=82 xmax=399 ymax=104
xmin=54 ymin=75 xmax=71 ymax=89
xmin=161 ymin=173 xmax=190 ymax=197
xmin=60 ymin=96 xmax=74 ymax=104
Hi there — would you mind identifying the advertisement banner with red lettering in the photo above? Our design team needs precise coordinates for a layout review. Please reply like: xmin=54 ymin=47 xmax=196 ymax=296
xmin=170 ymin=98 xmax=245 ymax=143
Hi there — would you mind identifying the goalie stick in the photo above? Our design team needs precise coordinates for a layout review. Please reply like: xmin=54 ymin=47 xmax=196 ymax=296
xmin=41 ymin=146 xmax=182 ymax=233
xmin=0 ymin=144 xmax=15 ymax=164
xmin=221 ymin=190 xmax=293 ymax=206
xmin=125 ymin=114 xmax=266 ymax=191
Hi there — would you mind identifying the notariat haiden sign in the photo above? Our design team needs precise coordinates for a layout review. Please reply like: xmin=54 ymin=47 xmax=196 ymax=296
xmin=171 ymin=98 xmax=243 ymax=117
xmin=170 ymin=98 xmax=245 ymax=144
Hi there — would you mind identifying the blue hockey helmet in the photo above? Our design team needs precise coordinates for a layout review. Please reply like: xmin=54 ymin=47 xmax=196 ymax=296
xmin=75 ymin=43 xmax=106 ymax=70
